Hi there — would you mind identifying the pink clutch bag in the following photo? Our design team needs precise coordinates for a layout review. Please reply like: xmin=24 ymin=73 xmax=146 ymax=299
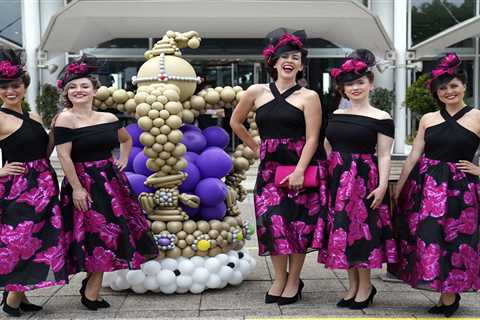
xmin=274 ymin=165 xmax=319 ymax=188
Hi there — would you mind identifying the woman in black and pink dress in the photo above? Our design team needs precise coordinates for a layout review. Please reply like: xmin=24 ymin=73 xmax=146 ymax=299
xmin=319 ymin=49 xmax=397 ymax=310
xmin=54 ymin=56 xmax=158 ymax=311
xmin=231 ymin=28 xmax=327 ymax=306
xmin=0 ymin=49 xmax=68 ymax=316
xmin=392 ymin=53 xmax=480 ymax=317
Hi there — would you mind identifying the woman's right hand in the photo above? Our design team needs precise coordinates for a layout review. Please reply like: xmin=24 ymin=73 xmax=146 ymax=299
xmin=0 ymin=162 xmax=25 ymax=177
xmin=73 ymin=187 xmax=92 ymax=212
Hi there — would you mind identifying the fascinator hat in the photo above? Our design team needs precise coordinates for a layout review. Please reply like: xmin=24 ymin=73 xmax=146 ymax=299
xmin=262 ymin=28 xmax=308 ymax=65
xmin=57 ymin=55 xmax=100 ymax=89
xmin=330 ymin=49 xmax=376 ymax=84
xmin=0 ymin=48 xmax=26 ymax=85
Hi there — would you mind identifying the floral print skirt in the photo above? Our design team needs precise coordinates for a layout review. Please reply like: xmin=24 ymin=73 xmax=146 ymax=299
xmin=390 ymin=156 xmax=480 ymax=293
xmin=0 ymin=159 xmax=68 ymax=291
xmin=60 ymin=158 xmax=158 ymax=274
xmin=318 ymin=151 xmax=397 ymax=269
xmin=254 ymin=137 xmax=328 ymax=256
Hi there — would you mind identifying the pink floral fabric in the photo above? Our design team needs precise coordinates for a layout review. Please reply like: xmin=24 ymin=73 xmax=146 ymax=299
xmin=254 ymin=137 xmax=328 ymax=256
xmin=319 ymin=151 xmax=397 ymax=269
xmin=391 ymin=155 xmax=480 ymax=293
xmin=60 ymin=158 xmax=158 ymax=273
xmin=0 ymin=159 xmax=68 ymax=291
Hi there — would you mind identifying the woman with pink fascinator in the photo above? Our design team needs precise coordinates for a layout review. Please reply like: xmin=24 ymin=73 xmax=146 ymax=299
xmin=391 ymin=52 xmax=480 ymax=317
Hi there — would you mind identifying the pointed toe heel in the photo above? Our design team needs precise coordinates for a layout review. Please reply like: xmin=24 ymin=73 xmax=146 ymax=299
xmin=349 ymin=285 xmax=377 ymax=310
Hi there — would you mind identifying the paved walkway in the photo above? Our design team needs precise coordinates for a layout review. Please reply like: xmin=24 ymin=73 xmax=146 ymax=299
xmin=2 ymin=194 xmax=479 ymax=319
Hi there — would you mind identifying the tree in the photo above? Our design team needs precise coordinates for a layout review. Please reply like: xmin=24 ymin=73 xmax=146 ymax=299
xmin=405 ymin=74 xmax=437 ymax=117
xmin=36 ymin=84 xmax=60 ymax=128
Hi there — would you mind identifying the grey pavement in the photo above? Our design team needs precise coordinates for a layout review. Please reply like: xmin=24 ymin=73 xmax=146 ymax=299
xmin=3 ymin=191 xmax=480 ymax=319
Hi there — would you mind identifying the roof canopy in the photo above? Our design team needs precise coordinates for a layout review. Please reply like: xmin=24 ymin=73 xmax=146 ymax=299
xmin=411 ymin=15 xmax=480 ymax=59
xmin=40 ymin=0 xmax=393 ymax=57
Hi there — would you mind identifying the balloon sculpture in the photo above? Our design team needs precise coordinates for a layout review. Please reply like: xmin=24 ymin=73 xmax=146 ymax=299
xmin=101 ymin=31 xmax=260 ymax=294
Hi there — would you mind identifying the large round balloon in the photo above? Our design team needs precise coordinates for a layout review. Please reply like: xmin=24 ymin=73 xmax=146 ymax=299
xmin=126 ymin=146 xmax=142 ymax=172
xmin=194 ymin=178 xmax=227 ymax=206
xmin=133 ymin=152 xmax=153 ymax=176
xmin=179 ymin=162 xmax=201 ymax=192
xmin=126 ymin=173 xmax=155 ymax=196
xmin=203 ymin=126 xmax=229 ymax=149
xmin=181 ymin=204 xmax=199 ymax=219
xmin=184 ymin=151 xmax=199 ymax=165
xmin=182 ymin=131 xmax=207 ymax=154
xmin=180 ymin=124 xmax=202 ymax=134
xmin=196 ymin=147 xmax=233 ymax=179
xmin=126 ymin=123 xmax=143 ymax=148
xmin=198 ymin=202 xmax=226 ymax=221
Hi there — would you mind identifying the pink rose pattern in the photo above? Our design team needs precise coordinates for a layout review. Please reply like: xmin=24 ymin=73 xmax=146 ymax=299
xmin=319 ymin=151 xmax=397 ymax=269
xmin=60 ymin=158 xmax=158 ymax=273
xmin=254 ymin=137 xmax=328 ymax=255
xmin=392 ymin=155 xmax=480 ymax=293
xmin=0 ymin=159 xmax=68 ymax=291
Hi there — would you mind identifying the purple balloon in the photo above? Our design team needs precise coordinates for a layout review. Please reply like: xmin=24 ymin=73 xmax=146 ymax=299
xmin=180 ymin=124 xmax=202 ymax=133
xmin=184 ymin=151 xmax=199 ymax=165
xmin=195 ymin=178 xmax=227 ymax=206
xmin=198 ymin=202 xmax=227 ymax=221
xmin=179 ymin=162 xmax=201 ymax=192
xmin=133 ymin=152 xmax=153 ymax=176
xmin=126 ymin=123 xmax=143 ymax=148
xmin=203 ymin=126 xmax=230 ymax=149
xmin=182 ymin=131 xmax=207 ymax=154
xmin=126 ymin=173 xmax=155 ymax=196
xmin=126 ymin=146 xmax=142 ymax=172
xmin=181 ymin=205 xmax=199 ymax=219
xmin=196 ymin=147 xmax=233 ymax=179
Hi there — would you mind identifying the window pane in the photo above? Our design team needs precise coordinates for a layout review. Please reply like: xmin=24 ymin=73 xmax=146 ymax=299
xmin=0 ymin=0 xmax=22 ymax=46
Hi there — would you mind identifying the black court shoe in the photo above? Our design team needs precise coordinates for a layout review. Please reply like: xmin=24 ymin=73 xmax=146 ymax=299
xmin=277 ymin=279 xmax=304 ymax=306
xmin=349 ymin=285 xmax=377 ymax=310
xmin=337 ymin=296 xmax=355 ymax=308
xmin=19 ymin=300 xmax=43 ymax=312
xmin=1 ymin=291 xmax=21 ymax=317
xmin=442 ymin=294 xmax=461 ymax=318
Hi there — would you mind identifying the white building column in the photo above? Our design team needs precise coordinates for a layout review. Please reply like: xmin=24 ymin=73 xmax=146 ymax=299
xmin=393 ymin=0 xmax=408 ymax=154
xmin=370 ymin=0 xmax=395 ymax=91
xmin=21 ymin=0 xmax=41 ymax=112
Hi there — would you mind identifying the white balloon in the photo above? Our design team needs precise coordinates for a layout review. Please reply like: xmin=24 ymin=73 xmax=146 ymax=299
xmin=218 ymin=281 xmax=228 ymax=289
xmin=215 ymin=254 xmax=229 ymax=265
xmin=190 ymin=256 xmax=205 ymax=268
xmin=109 ymin=281 xmax=120 ymax=291
xmin=160 ymin=258 xmax=178 ymax=271
xmin=178 ymin=260 xmax=195 ymax=275
xmin=131 ymin=283 xmax=148 ymax=294
xmin=144 ymin=275 xmax=159 ymax=291
xmin=227 ymin=256 xmax=239 ymax=269
xmin=227 ymin=251 xmax=239 ymax=259
xmin=176 ymin=286 xmax=190 ymax=294
xmin=117 ymin=269 xmax=129 ymax=279
xmin=238 ymin=260 xmax=251 ymax=277
xmin=192 ymin=267 xmax=209 ymax=284
xmin=114 ymin=275 xmax=130 ymax=291
xmin=160 ymin=283 xmax=177 ymax=294
xmin=102 ymin=272 xmax=114 ymax=286
xmin=126 ymin=270 xmax=146 ymax=286
xmin=229 ymin=270 xmax=243 ymax=285
xmin=156 ymin=269 xmax=176 ymax=286
xmin=143 ymin=260 xmax=161 ymax=276
xmin=176 ymin=275 xmax=193 ymax=289
xmin=176 ymin=257 xmax=187 ymax=264
xmin=204 ymin=257 xmax=221 ymax=273
xmin=189 ymin=283 xmax=205 ymax=294
xmin=218 ymin=265 xmax=233 ymax=281
xmin=206 ymin=274 xmax=222 ymax=289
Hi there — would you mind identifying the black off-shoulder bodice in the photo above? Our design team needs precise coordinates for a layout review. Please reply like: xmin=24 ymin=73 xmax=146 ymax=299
xmin=424 ymin=106 xmax=479 ymax=162
xmin=326 ymin=114 xmax=395 ymax=154
xmin=0 ymin=108 xmax=48 ymax=164
xmin=54 ymin=121 xmax=122 ymax=162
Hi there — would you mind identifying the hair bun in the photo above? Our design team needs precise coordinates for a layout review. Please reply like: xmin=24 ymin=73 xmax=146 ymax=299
xmin=347 ymin=49 xmax=376 ymax=67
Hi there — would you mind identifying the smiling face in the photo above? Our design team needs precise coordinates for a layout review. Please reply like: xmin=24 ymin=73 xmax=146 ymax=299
xmin=66 ymin=77 xmax=96 ymax=106
xmin=342 ymin=76 xmax=373 ymax=101
xmin=435 ymin=77 xmax=465 ymax=107
xmin=0 ymin=79 xmax=26 ymax=107
xmin=273 ymin=51 xmax=304 ymax=80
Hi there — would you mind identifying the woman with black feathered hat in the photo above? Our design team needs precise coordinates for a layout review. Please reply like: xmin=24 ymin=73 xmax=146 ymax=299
xmin=0 ymin=48 xmax=68 ymax=316
xmin=391 ymin=52 xmax=480 ymax=317
xmin=319 ymin=49 xmax=397 ymax=310
xmin=53 ymin=56 xmax=158 ymax=311
xmin=231 ymin=28 xmax=327 ymax=305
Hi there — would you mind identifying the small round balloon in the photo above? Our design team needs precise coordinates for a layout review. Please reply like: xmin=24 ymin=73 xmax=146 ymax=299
xmin=198 ymin=201 xmax=226 ymax=220
xmin=180 ymin=124 xmax=202 ymax=134
xmin=182 ymin=131 xmax=207 ymax=154
xmin=126 ymin=123 xmax=144 ymax=148
xmin=126 ymin=146 xmax=142 ymax=172
xmin=194 ymin=178 xmax=227 ymax=206
xmin=202 ymin=126 xmax=230 ymax=149
xmin=179 ymin=161 xmax=201 ymax=192
xmin=184 ymin=151 xmax=199 ymax=164
xmin=126 ymin=173 xmax=154 ymax=196
xmin=196 ymin=147 xmax=233 ymax=179
xmin=133 ymin=152 xmax=153 ymax=176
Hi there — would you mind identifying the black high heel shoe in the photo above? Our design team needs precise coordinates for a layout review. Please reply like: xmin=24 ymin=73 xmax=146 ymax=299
xmin=349 ymin=285 xmax=377 ymax=310
xmin=1 ymin=291 xmax=21 ymax=317
xmin=19 ymin=300 xmax=43 ymax=312
xmin=79 ymin=275 xmax=90 ymax=296
xmin=336 ymin=296 xmax=355 ymax=308
xmin=80 ymin=294 xmax=98 ymax=311
xmin=277 ymin=279 xmax=304 ymax=306
xmin=442 ymin=294 xmax=461 ymax=318
xmin=95 ymin=298 xmax=110 ymax=309
xmin=265 ymin=272 xmax=288 ymax=304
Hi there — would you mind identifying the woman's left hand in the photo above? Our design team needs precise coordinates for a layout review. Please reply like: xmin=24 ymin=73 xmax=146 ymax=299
xmin=114 ymin=157 xmax=128 ymax=171
xmin=366 ymin=186 xmax=387 ymax=209
xmin=281 ymin=169 xmax=304 ymax=190
xmin=456 ymin=160 xmax=480 ymax=176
